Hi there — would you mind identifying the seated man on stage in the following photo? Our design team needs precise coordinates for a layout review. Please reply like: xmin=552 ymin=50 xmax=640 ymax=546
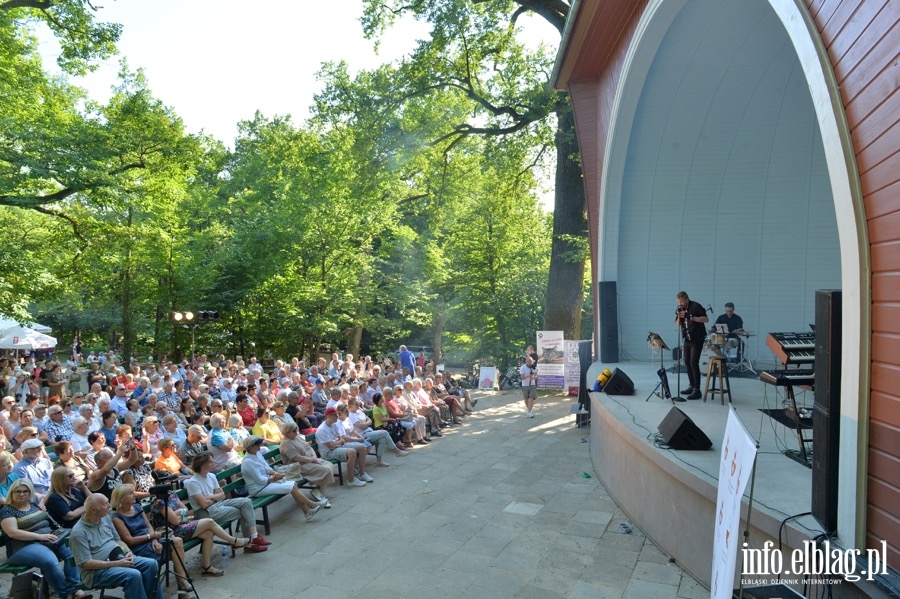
xmin=715 ymin=302 xmax=743 ymax=332
xmin=715 ymin=302 xmax=744 ymax=360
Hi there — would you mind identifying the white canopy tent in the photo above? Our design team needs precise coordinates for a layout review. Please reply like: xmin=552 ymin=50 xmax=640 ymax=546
xmin=0 ymin=316 xmax=52 ymax=335
xmin=0 ymin=325 xmax=57 ymax=350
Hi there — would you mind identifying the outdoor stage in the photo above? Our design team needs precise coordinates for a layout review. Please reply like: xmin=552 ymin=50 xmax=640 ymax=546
xmin=585 ymin=357 xmax=823 ymax=590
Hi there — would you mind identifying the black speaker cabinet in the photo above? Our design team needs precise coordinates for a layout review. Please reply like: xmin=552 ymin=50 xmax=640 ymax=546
xmin=598 ymin=281 xmax=619 ymax=363
xmin=603 ymin=368 xmax=634 ymax=395
xmin=658 ymin=407 xmax=712 ymax=450
xmin=576 ymin=341 xmax=593 ymax=427
xmin=812 ymin=289 xmax=841 ymax=533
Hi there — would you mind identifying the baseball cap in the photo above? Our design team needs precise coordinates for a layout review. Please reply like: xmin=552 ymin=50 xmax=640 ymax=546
xmin=324 ymin=407 xmax=338 ymax=416
xmin=20 ymin=438 xmax=44 ymax=450
xmin=244 ymin=435 xmax=264 ymax=448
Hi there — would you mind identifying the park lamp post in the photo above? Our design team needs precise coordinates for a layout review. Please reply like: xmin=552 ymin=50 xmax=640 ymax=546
xmin=169 ymin=310 xmax=219 ymax=361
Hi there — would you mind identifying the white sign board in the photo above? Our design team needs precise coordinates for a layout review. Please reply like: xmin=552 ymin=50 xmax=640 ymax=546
xmin=478 ymin=366 xmax=497 ymax=390
xmin=536 ymin=330 xmax=565 ymax=389
xmin=710 ymin=408 xmax=758 ymax=599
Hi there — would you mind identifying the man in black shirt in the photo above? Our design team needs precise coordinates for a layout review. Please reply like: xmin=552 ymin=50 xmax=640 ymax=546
xmin=715 ymin=302 xmax=743 ymax=332
xmin=675 ymin=291 xmax=709 ymax=400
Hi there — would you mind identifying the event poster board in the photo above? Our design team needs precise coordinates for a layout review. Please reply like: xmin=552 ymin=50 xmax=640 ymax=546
xmin=564 ymin=340 xmax=582 ymax=396
xmin=710 ymin=408 xmax=757 ymax=599
xmin=536 ymin=330 xmax=565 ymax=389
xmin=478 ymin=366 xmax=497 ymax=390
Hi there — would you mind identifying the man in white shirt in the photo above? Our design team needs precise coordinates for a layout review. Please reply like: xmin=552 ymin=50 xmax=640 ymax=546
xmin=520 ymin=356 xmax=537 ymax=418
xmin=314 ymin=407 xmax=370 ymax=487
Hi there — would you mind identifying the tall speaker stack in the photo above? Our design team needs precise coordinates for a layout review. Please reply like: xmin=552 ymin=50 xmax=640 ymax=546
xmin=812 ymin=289 xmax=841 ymax=533
xmin=598 ymin=282 xmax=619 ymax=363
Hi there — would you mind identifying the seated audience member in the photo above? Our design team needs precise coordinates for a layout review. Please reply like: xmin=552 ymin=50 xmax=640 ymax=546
xmin=45 ymin=404 xmax=75 ymax=442
xmin=55 ymin=441 xmax=93 ymax=481
xmin=110 ymin=484 xmax=192 ymax=598
xmin=123 ymin=400 xmax=144 ymax=438
xmin=146 ymin=484 xmax=249 ymax=578
xmin=140 ymin=417 xmax=164 ymax=460
xmin=400 ymin=380 xmax=430 ymax=444
xmin=234 ymin=394 xmax=257 ymax=428
xmin=387 ymin=386 xmax=419 ymax=448
xmin=279 ymin=422 xmax=334 ymax=507
xmin=240 ymin=436 xmax=323 ymax=520
xmin=71 ymin=492 xmax=160 ymax=599
xmin=371 ymin=392 xmax=408 ymax=450
xmin=346 ymin=398 xmax=407 ymax=466
xmin=13 ymin=438 xmax=54 ymax=498
xmin=315 ymin=407 xmax=371 ymax=487
xmin=0 ymin=452 xmax=20 ymax=503
xmin=184 ymin=452 xmax=268 ymax=553
xmin=160 ymin=414 xmax=186 ymax=448
xmin=120 ymin=450 xmax=155 ymax=500
xmin=177 ymin=425 xmax=207 ymax=465
xmin=251 ymin=408 xmax=282 ymax=446
xmin=227 ymin=414 xmax=249 ymax=451
xmin=46 ymin=465 xmax=88 ymax=528
xmin=207 ymin=413 xmax=241 ymax=470
xmin=86 ymin=442 xmax=128 ymax=500
xmin=1 ymin=478 xmax=89 ymax=599
xmin=70 ymin=418 xmax=92 ymax=454
xmin=412 ymin=378 xmax=444 ymax=437
xmin=154 ymin=437 xmax=190 ymax=477
xmin=433 ymin=374 xmax=464 ymax=423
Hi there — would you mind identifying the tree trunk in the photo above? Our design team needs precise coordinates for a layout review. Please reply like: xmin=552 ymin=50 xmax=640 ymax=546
xmin=543 ymin=102 xmax=587 ymax=340
xmin=121 ymin=207 xmax=134 ymax=363
xmin=432 ymin=308 xmax=444 ymax=364
xmin=347 ymin=326 xmax=363 ymax=359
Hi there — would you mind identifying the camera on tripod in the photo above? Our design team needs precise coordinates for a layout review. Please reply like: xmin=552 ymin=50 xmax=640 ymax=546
xmin=149 ymin=480 xmax=174 ymax=499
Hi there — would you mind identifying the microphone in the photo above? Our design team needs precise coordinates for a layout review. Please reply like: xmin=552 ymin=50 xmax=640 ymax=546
xmin=707 ymin=304 xmax=713 ymax=314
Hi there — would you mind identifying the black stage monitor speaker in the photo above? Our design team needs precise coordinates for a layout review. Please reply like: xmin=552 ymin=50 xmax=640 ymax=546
xmin=658 ymin=407 xmax=712 ymax=450
xmin=603 ymin=368 xmax=634 ymax=395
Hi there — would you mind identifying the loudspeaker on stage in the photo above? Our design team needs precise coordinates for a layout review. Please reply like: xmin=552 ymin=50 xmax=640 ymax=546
xmin=658 ymin=407 xmax=712 ymax=450
xmin=603 ymin=368 xmax=634 ymax=395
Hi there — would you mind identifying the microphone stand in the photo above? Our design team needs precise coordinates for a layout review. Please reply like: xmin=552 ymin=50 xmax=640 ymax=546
xmin=676 ymin=317 xmax=687 ymax=403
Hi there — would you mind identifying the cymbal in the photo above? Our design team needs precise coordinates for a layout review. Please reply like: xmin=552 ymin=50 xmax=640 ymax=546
xmin=733 ymin=329 xmax=754 ymax=337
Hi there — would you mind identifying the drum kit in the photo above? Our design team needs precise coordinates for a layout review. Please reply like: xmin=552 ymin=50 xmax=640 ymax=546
xmin=705 ymin=327 xmax=756 ymax=373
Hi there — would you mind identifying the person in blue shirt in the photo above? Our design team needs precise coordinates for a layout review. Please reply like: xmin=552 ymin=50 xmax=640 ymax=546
xmin=398 ymin=345 xmax=416 ymax=376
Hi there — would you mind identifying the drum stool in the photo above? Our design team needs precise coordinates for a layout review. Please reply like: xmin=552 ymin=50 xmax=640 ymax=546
xmin=704 ymin=356 xmax=732 ymax=405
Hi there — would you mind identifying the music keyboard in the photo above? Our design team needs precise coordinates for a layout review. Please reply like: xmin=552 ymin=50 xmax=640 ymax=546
xmin=766 ymin=332 xmax=816 ymax=366
xmin=759 ymin=369 xmax=815 ymax=387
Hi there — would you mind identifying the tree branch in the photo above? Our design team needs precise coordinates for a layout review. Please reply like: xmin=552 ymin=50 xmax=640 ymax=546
xmin=0 ymin=0 xmax=51 ymax=10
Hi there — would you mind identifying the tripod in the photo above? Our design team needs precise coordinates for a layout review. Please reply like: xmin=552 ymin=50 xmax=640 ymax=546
xmin=153 ymin=488 xmax=199 ymax=598
xmin=645 ymin=333 xmax=682 ymax=403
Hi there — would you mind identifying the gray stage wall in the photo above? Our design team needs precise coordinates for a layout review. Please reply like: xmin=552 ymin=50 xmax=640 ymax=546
xmin=606 ymin=0 xmax=840 ymax=365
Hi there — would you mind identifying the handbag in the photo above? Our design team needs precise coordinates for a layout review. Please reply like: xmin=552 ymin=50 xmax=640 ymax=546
xmin=230 ymin=483 xmax=249 ymax=498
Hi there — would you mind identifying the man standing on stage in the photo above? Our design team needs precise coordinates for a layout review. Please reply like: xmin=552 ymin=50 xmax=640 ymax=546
xmin=675 ymin=291 xmax=709 ymax=400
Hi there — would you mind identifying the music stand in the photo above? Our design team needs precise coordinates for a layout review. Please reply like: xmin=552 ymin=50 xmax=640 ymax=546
xmin=645 ymin=333 xmax=682 ymax=403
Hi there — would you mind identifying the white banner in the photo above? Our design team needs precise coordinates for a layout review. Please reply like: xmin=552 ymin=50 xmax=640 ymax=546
xmin=536 ymin=331 xmax=565 ymax=389
xmin=564 ymin=340 xmax=583 ymax=396
xmin=710 ymin=408 xmax=758 ymax=599
xmin=478 ymin=366 xmax=497 ymax=390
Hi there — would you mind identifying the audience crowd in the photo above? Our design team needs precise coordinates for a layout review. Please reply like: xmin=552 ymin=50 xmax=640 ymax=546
xmin=0 ymin=345 xmax=476 ymax=599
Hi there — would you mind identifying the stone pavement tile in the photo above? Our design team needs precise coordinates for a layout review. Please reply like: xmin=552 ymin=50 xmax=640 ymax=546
xmin=552 ymin=530 xmax=602 ymax=554
xmin=632 ymin=560 xmax=683 ymax=585
xmin=490 ymin=542 xmax=545 ymax=574
xmin=568 ymin=579 xmax=626 ymax=599
xmin=435 ymin=517 xmax=489 ymax=542
xmin=460 ymin=532 xmax=513 ymax=557
xmin=573 ymin=509 xmax=615 ymax=526
xmin=514 ymin=582 xmax=569 ymax=599
xmin=639 ymin=539 xmax=675 ymax=564
xmin=677 ymin=574 xmax=709 ymax=598
xmin=623 ymin=578 xmax=680 ymax=599
xmin=502 ymin=500 xmax=544 ymax=516
xmin=565 ymin=518 xmax=608 ymax=539
xmin=598 ymin=528 xmax=649 ymax=552
xmin=466 ymin=567 xmax=526 ymax=598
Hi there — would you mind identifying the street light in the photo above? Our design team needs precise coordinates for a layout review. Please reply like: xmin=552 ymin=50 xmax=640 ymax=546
xmin=169 ymin=311 xmax=202 ymax=360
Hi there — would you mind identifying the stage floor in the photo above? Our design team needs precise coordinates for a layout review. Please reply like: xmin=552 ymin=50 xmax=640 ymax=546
xmin=585 ymin=359 xmax=826 ymax=580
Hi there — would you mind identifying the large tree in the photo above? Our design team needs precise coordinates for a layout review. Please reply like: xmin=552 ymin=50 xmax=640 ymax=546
xmin=361 ymin=0 xmax=586 ymax=340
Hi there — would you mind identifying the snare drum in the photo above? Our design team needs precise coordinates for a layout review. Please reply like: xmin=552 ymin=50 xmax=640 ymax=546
xmin=711 ymin=333 xmax=727 ymax=346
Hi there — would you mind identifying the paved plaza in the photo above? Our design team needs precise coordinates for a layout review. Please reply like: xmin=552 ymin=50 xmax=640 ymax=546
xmin=166 ymin=389 xmax=707 ymax=599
